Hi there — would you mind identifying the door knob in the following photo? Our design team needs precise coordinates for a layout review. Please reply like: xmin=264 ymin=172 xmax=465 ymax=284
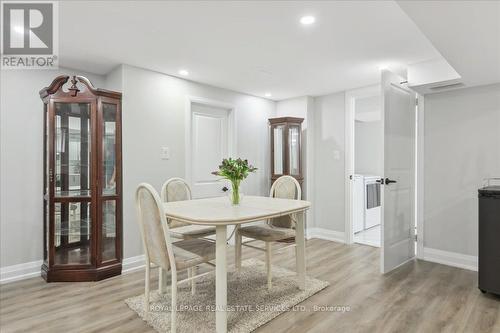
xmin=385 ymin=178 xmax=397 ymax=185
xmin=222 ymin=186 xmax=229 ymax=192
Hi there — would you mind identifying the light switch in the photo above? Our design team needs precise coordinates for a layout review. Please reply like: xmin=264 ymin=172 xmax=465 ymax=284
xmin=333 ymin=150 xmax=341 ymax=160
xmin=161 ymin=147 xmax=170 ymax=160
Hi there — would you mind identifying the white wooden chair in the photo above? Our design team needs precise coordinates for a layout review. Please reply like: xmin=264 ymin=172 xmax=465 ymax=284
xmin=235 ymin=175 xmax=302 ymax=289
xmin=135 ymin=183 xmax=216 ymax=333
xmin=159 ymin=178 xmax=217 ymax=293
xmin=160 ymin=178 xmax=216 ymax=240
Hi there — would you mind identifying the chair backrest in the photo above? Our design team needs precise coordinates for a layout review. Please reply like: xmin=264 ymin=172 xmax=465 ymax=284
xmin=268 ymin=176 xmax=302 ymax=229
xmin=161 ymin=177 xmax=192 ymax=202
xmin=135 ymin=183 xmax=176 ymax=271
xmin=161 ymin=178 xmax=192 ymax=228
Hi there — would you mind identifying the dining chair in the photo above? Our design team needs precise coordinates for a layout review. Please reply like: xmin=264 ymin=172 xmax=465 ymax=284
xmin=159 ymin=178 xmax=217 ymax=293
xmin=135 ymin=183 xmax=216 ymax=333
xmin=235 ymin=175 xmax=302 ymax=289
xmin=160 ymin=177 xmax=216 ymax=240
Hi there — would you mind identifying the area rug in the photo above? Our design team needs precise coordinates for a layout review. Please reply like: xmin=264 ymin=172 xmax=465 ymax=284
xmin=125 ymin=258 xmax=329 ymax=333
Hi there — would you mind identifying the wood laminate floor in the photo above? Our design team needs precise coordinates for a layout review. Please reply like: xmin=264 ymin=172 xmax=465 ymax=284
xmin=1 ymin=239 xmax=499 ymax=333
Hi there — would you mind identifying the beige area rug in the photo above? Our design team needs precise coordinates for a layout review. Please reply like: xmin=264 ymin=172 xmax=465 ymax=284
xmin=125 ymin=258 xmax=329 ymax=333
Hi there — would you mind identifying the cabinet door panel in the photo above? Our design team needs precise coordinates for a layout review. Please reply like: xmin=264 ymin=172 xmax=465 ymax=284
xmin=101 ymin=103 xmax=117 ymax=196
xmin=101 ymin=200 xmax=117 ymax=262
xmin=288 ymin=125 xmax=300 ymax=176
xmin=54 ymin=202 xmax=91 ymax=265
xmin=54 ymin=102 xmax=91 ymax=198
xmin=273 ymin=125 xmax=285 ymax=175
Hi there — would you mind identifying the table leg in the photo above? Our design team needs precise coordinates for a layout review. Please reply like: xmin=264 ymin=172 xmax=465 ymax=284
xmin=295 ymin=211 xmax=306 ymax=290
xmin=235 ymin=225 xmax=242 ymax=273
xmin=216 ymin=225 xmax=227 ymax=333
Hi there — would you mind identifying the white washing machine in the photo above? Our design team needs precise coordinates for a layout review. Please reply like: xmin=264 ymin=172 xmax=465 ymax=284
xmin=364 ymin=175 xmax=381 ymax=229
xmin=352 ymin=175 xmax=365 ymax=233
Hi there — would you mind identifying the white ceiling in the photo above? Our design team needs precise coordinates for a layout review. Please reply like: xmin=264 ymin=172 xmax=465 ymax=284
xmin=59 ymin=1 xmax=445 ymax=100
xmin=397 ymin=0 xmax=500 ymax=89
xmin=58 ymin=1 xmax=499 ymax=100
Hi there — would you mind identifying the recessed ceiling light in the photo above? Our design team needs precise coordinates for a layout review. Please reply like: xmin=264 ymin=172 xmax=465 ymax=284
xmin=378 ymin=65 xmax=388 ymax=70
xmin=178 ymin=69 xmax=189 ymax=76
xmin=265 ymin=92 xmax=272 ymax=97
xmin=300 ymin=16 xmax=315 ymax=25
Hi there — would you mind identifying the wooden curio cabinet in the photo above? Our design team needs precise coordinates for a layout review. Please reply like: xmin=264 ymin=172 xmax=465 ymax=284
xmin=269 ymin=117 xmax=304 ymax=186
xmin=40 ymin=75 xmax=122 ymax=282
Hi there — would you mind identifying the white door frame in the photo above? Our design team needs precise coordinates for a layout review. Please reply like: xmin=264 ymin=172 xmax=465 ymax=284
xmin=344 ymin=85 xmax=424 ymax=258
xmin=415 ymin=94 xmax=424 ymax=259
xmin=184 ymin=96 xmax=237 ymax=189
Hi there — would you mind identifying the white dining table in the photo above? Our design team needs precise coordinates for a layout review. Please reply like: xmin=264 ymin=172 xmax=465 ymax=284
xmin=163 ymin=195 xmax=311 ymax=333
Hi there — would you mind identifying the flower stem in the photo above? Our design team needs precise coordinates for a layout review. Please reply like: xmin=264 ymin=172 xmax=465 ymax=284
xmin=231 ymin=181 xmax=240 ymax=205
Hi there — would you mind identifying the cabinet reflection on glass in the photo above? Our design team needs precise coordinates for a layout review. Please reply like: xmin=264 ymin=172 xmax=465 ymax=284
xmin=269 ymin=117 xmax=304 ymax=186
xmin=41 ymin=75 xmax=122 ymax=282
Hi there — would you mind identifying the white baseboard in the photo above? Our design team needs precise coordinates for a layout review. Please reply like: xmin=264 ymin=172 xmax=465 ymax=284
xmin=307 ymin=227 xmax=345 ymax=244
xmin=422 ymin=247 xmax=478 ymax=272
xmin=0 ymin=260 xmax=43 ymax=284
xmin=0 ymin=254 xmax=147 ymax=284
xmin=122 ymin=254 xmax=145 ymax=273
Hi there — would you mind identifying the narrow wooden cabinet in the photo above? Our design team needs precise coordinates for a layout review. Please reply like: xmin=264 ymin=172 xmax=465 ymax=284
xmin=269 ymin=117 xmax=304 ymax=186
xmin=40 ymin=75 xmax=122 ymax=282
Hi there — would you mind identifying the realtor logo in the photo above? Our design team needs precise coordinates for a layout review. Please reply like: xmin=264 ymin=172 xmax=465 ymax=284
xmin=1 ymin=1 xmax=58 ymax=69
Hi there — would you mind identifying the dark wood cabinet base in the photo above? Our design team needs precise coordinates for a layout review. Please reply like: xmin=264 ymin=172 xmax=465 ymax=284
xmin=41 ymin=263 xmax=122 ymax=282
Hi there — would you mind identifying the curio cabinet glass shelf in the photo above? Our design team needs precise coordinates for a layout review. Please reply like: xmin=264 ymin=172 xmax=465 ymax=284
xmin=40 ymin=75 xmax=122 ymax=282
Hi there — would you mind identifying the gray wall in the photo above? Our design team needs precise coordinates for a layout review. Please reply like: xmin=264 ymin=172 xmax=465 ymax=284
xmin=424 ymin=83 xmax=500 ymax=256
xmin=355 ymin=120 xmax=383 ymax=176
xmin=312 ymin=92 xmax=346 ymax=231
xmin=0 ymin=69 xmax=106 ymax=267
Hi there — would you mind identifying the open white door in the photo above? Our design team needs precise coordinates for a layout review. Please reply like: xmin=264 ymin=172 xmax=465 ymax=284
xmin=381 ymin=70 xmax=416 ymax=274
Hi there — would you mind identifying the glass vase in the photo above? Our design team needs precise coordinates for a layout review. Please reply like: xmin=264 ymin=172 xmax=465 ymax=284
xmin=229 ymin=181 xmax=242 ymax=205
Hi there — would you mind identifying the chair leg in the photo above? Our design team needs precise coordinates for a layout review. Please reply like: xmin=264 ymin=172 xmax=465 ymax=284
xmin=171 ymin=270 xmax=177 ymax=333
xmin=266 ymin=242 xmax=272 ymax=290
xmin=235 ymin=226 xmax=242 ymax=273
xmin=145 ymin=262 xmax=150 ymax=316
xmin=158 ymin=268 xmax=166 ymax=294
xmin=191 ymin=267 xmax=197 ymax=295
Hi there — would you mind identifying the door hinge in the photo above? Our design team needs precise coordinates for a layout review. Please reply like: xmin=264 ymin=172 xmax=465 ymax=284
xmin=414 ymin=234 xmax=418 ymax=242
xmin=415 ymin=98 xmax=419 ymax=106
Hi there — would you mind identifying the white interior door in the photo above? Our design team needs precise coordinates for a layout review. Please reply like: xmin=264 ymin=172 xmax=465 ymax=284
xmin=190 ymin=102 xmax=230 ymax=198
xmin=381 ymin=70 xmax=416 ymax=274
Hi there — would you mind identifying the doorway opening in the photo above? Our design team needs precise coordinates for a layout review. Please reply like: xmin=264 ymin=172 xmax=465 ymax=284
xmin=348 ymin=86 xmax=383 ymax=248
